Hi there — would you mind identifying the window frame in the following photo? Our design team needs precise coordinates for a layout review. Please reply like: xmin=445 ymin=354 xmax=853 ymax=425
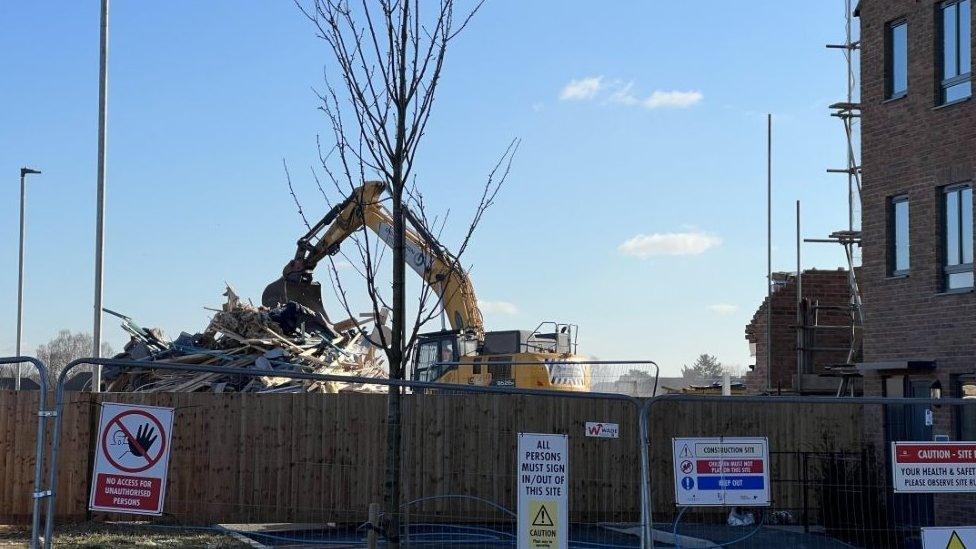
xmin=889 ymin=194 xmax=911 ymax=276
xmin=938 ymin=0 xmax=972 ymax=104
xmin=942 ymin=183 xmax=974 ymax=291
xmin=886 ymin=18 xmax=910 ymax=100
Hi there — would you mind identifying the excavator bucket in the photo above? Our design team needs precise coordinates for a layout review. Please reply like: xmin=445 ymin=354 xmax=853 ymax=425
xmin=261 ymin=276 xmax=327 ymax=317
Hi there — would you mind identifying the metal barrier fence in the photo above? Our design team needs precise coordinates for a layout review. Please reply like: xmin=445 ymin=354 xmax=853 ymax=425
xmin=41 ymin=357 xmax=655 ymax=548
xmin=0 ymin=356 xmax=51 ymax=549
xmin=2 ymin=353 xmax=975 ymax=548
xmin=642 ymin=395 xmax=976 ymax=548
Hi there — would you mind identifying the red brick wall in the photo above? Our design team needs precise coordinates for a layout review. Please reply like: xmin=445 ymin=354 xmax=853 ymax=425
xmin=744 ymin=270 xmax=854 ymax=393
xmin=858 ymin=0 xmax=976 ymax=374
xmin=858 ymin=0 xmax=976 ymax=526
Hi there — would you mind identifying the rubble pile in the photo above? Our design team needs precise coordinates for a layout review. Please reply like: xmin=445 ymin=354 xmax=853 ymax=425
xmin=103 ymin=287 xmax=389 ymax=393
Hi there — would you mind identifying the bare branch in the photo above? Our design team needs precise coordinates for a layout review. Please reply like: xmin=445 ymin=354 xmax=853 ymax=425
xmin=282 ymin=158 xmax=311 ymax=231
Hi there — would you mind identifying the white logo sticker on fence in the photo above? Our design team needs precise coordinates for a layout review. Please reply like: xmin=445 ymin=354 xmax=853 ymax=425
xmin=518 ymin=433 xmax=568 ymax=549
xmin=892 ymin=442 xmax=976 ymax=493
xmin=585 ymin=422 xmax=619 ymax=438
xmin=922 ymin=526 xmax=976 ymax=548
xmin=89 ymin=403 xmax=174 ymax=515
xmin=671 ymin=437 xmax=770 ymax=507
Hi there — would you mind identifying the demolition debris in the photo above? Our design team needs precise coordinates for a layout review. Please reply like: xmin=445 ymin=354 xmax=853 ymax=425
xmin=101 ymin=287 xmax=389 ymax=393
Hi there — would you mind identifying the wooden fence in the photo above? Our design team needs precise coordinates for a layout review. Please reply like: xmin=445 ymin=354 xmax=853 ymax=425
xmin=0 ymin=390 xmax=864 ymax=527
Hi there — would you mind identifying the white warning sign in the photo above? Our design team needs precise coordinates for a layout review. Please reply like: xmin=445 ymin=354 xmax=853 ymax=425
xmin=672 ymin=437 xmax=770 ymax=507
xmin=517 ymin=433 xmax=568 ymax=549
xmin=892 ymin=442 xmax=976 ymax=493
xmin=922 ymin=526 xmax=976 ymax=548
xmin=89 ymin=402 xmax=175 ymax=515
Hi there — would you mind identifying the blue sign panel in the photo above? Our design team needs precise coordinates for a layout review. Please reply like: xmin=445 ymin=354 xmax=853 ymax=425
xmin=697 ymin=476 xmax=765 ymax=490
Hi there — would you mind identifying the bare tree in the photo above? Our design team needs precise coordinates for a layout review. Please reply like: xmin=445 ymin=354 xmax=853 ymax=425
xmin=293 ymin=1 xmax=512 ymax=544
xmin=36 ymin=330 xmax=114 ymax=386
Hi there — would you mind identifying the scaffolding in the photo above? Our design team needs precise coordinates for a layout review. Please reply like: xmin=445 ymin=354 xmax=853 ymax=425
xmin=797 ymin=0 xmax=864 ymax=395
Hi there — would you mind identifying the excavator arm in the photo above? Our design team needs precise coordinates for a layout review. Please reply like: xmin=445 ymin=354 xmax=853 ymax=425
xmin=262 ymin=181 xmax=485 ymax=339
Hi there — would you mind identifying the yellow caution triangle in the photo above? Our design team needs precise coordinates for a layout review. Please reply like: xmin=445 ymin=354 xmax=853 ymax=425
xmin=532 ymin=504 xmax=555 ymax=527
xmin=948 ymin=530 xmax=967 ymax=549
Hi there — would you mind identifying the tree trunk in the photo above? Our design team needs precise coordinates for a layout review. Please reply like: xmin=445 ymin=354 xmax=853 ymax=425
xmin=384 ymin=184 xmax=405 ymax=546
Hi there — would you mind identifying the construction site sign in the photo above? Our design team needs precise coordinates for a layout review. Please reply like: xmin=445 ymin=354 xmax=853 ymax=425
xmin=922 ymin=526 xmax=976 ymax=548
xmin=672 ymin=437 xmax=770 ymax=507
xmin=517 ymin=433 xmax=568 ymax=549
xmin=89 ymin=403 xmax=174 ymax=515
xmin=892 ymin=442 xmax=976 ymax=493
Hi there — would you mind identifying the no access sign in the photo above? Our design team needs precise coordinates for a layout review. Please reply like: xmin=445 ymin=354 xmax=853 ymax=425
xmin=89 ymin=403 xmax=174 ymax=515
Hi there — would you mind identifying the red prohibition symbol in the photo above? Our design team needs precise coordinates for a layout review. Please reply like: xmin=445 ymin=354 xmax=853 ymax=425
xmin=102 ymin=410 xmax=167 ymax=473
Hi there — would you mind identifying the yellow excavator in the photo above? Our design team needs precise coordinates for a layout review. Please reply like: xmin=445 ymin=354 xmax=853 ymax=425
xmin=262 ymin=181 xmax=589 ymax=391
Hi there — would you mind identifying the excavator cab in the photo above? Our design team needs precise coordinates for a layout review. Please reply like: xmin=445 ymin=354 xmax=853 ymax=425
xmin=412 ymin=331 xmax=460 ymax=382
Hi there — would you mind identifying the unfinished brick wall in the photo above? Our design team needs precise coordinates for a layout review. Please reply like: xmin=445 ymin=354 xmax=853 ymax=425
xmin=744 ymin=270 xmax=855 ymax=393
xmin=858 ymin=0 xmax=976 ymax=526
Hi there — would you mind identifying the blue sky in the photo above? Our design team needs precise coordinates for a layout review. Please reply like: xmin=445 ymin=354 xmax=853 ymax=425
xmin=0 ymin=1 xmax=858 ymax=376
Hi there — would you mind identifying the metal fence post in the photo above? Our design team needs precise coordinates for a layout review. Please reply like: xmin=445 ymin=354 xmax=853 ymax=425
xmin=0 ymin=356 xmax=51 ymax=549
xmin=639 ymin=398 xmax=655 ymax=549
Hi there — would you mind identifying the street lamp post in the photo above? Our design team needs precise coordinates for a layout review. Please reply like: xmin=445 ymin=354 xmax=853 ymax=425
xmin=16 ymin=167 xmax=41 ymax=391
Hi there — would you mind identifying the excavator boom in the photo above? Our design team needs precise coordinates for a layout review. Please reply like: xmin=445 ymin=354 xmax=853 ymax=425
xmin=262 ymin=181 xmax=485 ymax=338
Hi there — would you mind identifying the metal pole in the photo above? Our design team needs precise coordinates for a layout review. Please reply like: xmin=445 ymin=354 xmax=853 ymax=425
xmin=766 ymin=114 xmax=772 ymax=392
xmin=796 ymin=200 xmax=802 ymax=394
xmin=16 ymin=168 xmax=40 ymax=391
xmin=16 ymin=172 xmax=26 ymax=391
xmin=92 ymin=0 xmax=109 ymax=392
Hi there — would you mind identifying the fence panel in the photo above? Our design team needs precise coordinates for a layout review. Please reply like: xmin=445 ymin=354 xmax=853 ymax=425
xmin=396 ymin=392 xmax=642 ymax=546
xmin=0 ymin=356 xmax=52 ymax=549
xmin=646 ymin=398 xmax=976 ymax=548
xmin=35 ymin=358 xmax=650 ymax=548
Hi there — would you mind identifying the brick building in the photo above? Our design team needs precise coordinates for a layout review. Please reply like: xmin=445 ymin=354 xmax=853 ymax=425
xmin=857 ymin=0 xmax=974 ymax=432
xmin=744 ymin=269 xmax=857 ymax=394
xmin=856 ymin=0 xmax=975 ymax=529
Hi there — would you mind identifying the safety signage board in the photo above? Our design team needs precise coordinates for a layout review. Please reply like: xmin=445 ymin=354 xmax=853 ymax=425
xmin=672 ymin=437 xmax=770 ymax=507
xmin=585 ymin=422 xmax=619 ymax=438
xmin=517 ymin=433 xmax=568 ymax=549
xmin=89 ymin=403 xmax=174 ymax=515
xmin=892 ymin=442 xmax=976 ymax=493
xmin=922 ymin=526 xmax=976 ymax=548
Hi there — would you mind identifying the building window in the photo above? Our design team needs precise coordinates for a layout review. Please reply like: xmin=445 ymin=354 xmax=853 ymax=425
xmin=890 ymin=195 xmax=910 ymax=275
xmin=943 ymin=184 xmax=974 ymax=290
xmin=939 ymin=0 xmax=972 ymax=104
xmin=886 ymin=19 xmax=909 ymax=99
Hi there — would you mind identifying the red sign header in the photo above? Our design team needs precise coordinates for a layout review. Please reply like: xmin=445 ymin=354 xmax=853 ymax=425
xmin=895 ymin=444 xmax=976 ymax=464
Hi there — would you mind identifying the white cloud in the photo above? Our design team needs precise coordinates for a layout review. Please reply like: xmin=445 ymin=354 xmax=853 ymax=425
xmin=618 ymin=230 xmax=722 ymax=258
xmin=708 ymin=304 xmax=739 ymax=316
xmin=559 ymin=76 xmax=603 ymax=101
xmin=477 ymin=299 xmax=519 ymax=315
xmin=642 ymin=90 xmax=703 ymax=109
xmin=604 ymin=81 xmax=704 ymax=110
